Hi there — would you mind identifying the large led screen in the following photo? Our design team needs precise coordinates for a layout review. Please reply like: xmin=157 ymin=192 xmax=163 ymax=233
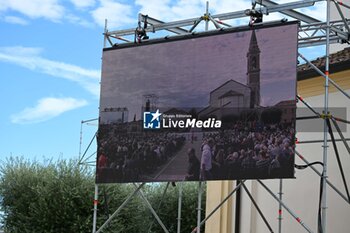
xmin=97 ymin=22 xmax=298 ymax=183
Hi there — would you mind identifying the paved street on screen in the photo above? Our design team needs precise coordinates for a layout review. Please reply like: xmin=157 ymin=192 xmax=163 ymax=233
xmin=152 ymin=132 xmax=203 ymax=181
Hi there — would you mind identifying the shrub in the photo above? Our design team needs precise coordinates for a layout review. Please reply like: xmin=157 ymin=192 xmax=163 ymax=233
xmin=0 ymin=157 xmax=205 ymax=233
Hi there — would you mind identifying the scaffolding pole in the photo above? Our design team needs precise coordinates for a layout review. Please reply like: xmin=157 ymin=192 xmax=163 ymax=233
xmin=196 ymin=181 xmax=203 ymax=233
xmin=320 ymin=1 xmax=331 ymax=232
xmin=78 ymin=132 xmax=97 ymax=165
xmin=92 ymin=184 xmax=99 ymax=233
xmin=196 ymin=4 xmax=209 ymax=233
xmin=104 ymin=19 xmax=107 ymax=48
xmin=177 ymin=183 xmax=183 ymax=233
xmin=79 ymin=121 xmax=83 ymax=162
xmin=78 ymin=118 xmax=98 ymax=165
xmin=205 ymin=1 xmax=209 ymax=31
xmin=278 ymin=179 xmax=283 ymax=233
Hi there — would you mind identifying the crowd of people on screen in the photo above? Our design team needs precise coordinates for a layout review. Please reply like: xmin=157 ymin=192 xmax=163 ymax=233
xmin=97 ymin=125 xmax=186 ymax=182
xmin=185 ymin=121 xmax=295 ymax=180
xmin=97 ymin=120 xmax=295 ymax=182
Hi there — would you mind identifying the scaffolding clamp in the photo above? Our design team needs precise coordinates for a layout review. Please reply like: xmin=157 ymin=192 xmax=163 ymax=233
xmin=320 ymin=113 xmax=332 ymax=119
xmin=202 ymin=14 xmax=210 ymax=21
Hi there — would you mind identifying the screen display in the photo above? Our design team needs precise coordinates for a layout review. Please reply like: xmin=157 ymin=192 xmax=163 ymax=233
xmin=97 ymin=22 xmax=298 ymax=183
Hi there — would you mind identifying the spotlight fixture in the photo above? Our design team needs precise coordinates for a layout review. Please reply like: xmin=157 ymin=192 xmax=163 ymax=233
xmin=245 ymin=9 xmax=263 ymax=26
xmin=134 ymin=15 xmax=149 ymax=43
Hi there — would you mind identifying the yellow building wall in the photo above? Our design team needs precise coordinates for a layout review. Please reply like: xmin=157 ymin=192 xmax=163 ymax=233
xmin=205 ymin=181 xmax=234 ymax=233
xmin=298 ymin=69 xmax=350 ymax=97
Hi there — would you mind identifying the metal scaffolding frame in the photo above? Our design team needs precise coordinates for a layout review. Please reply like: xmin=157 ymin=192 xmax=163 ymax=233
xmin=83 ymin=0 xmax=350 ymax=232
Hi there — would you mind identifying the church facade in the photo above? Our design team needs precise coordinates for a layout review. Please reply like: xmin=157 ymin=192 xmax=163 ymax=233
xmin=199 ymin=30 xmax=261 ymax=119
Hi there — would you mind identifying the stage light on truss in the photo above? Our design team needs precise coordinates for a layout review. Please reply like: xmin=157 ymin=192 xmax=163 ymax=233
xmin=245 ymin=9 xmax=263 ymax=25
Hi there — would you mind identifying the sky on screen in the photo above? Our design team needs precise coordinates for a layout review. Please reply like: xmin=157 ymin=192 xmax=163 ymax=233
xmin=0 ymin=0 xmax=326 ymax=161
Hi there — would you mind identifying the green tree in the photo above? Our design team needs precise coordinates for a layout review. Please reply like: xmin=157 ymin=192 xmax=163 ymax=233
xmin=0 ymin=158 xmax=94 ymax=233
xmin=96 ymin=183 xmax=206 ymax=233
xmin=0 ymin=157 xmax=206 ymax=233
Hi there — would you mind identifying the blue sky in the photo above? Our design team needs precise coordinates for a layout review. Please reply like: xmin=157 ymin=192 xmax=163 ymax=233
xmin=0 ymin=0 xmax=326 ymax=162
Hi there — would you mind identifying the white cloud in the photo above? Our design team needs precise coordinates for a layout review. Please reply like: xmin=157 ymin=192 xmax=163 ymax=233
xmin=71 ymin=0 xmax=96 ymax=9
xmin=0 ymin=46 xmax=43 ymax=56
xmin=91 ymin=0 xmax=134 ymax=29
xmin=298 ymin=1 xmax=326 ymax=21
xmin=65 ymin=14 xmax=95 ymax=28
xmin=0 ymin=46 xmax=100 ymax=97
xmin=11 ymin=97 xmax=88 ymax=124
xmin=3 ymin=16 xmax=29 ymax=25
xmin=135 ymin=0 xmax=204 ymax=22
xmin=0 ymin=0 xmax=64 ymax=22
xmin=209 ymin=0 xmax=251 ymax=15
xmin=0 ymin=0 xmax=95 ymax=27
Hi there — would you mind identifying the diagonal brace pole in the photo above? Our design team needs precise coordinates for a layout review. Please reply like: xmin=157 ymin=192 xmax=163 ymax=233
xmin=297 ymin=95 xmax=321 ymax=117
xmin=96 ymin=183 xmax=145 ymax=233
xmin=148 ymin=182 xmax=170 ymax=233
xmin=133 ymin=183 xmax=170 ymax=233
xmin=241 ymin=182 xmax=274 ymax=233
xmin=257 ymin=180 xmax=314 ymax=233
xmin=332 ymin=0 xmax=350 ymax=33
xmin=191 ymin=180 xmax=245 ymax=232
xmin=326 ymin=119 xmax=350 ymax=201
xmin=331 ymin=118 xmax=350 ymax=156
xmin=189 ymin=17 xmax=204 ymax=32
xmin=333 ymin=0 xmax=350 ymax=10
xmin=295 ymin=150 xmax=350 ymax=205
xmin=79 ymin=132 xmax=97 ymax=165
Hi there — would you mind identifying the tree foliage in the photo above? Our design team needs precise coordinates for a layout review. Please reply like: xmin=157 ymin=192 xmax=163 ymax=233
xmin=0 ymin=157 xmax=205 ymax=233
xmin=0 ymin=158 xmax=94 ymax=233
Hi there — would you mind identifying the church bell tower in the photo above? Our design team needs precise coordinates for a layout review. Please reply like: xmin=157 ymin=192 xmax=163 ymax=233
xmin=247 ymin=30 xmax=261 ymax=108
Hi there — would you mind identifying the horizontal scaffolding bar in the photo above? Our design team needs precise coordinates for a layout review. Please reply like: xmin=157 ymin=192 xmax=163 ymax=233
xmin=102 ymin=0 xmax=350 ymax=50
xmin=298 ymin=138 xmax=350 ymax=144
